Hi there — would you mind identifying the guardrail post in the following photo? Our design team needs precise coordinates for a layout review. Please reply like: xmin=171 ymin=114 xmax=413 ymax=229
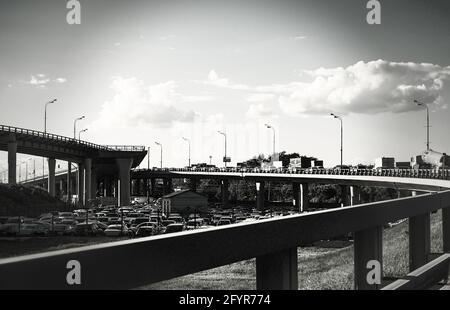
xmin=354 ymin=226 xmax=383 ymax=290
xmin=256 ymin=247 xmax=298 ymax=290
xmin=443 ymin=207 xmax=450 ymax=253
xmin=409 ymin=213 xmax=431 ymax=271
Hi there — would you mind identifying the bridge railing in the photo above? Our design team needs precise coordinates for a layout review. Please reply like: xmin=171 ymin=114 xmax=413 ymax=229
xmin=134 ymin=167 xmax=450 ymax=180
xmin=0 ymin=125 xmax=145 ymax=153
xmin=0 ymin=190 xmax=449 ymax=290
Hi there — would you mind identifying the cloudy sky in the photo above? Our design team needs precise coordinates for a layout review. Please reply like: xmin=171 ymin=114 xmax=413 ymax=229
xmin=1 ymin=0 xmax=450 ymax=175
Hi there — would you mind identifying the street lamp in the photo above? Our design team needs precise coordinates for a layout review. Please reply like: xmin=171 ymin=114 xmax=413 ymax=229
xmin=414 ymin=100 xmax=430 ymax=151
xmin=217 ymin=131 xmax=227 ymax=167
xmin=330 ymin=113 xmax=343 ymax=166
xmin=78 ymin=128 xmax=88 ymax=140
xmin=44 ymin=99 xmax=57 ymax=133
xmin=74 ymin=116 xmax=85 ymax=139
xmin=182 ymin=137 xmax=191 ymax=167
xmin=155 ymin=142 xmax=162 ymax=169
xmin=264 ymin=124 xmax=276 ymax=161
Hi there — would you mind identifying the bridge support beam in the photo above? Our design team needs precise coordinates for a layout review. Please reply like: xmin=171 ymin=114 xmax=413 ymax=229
xmin=77 ymin=163 xmax=84 ymax=205
xmin=7 ymin=137 xmax=17 ymax=184
xmin=150 ymin=178 xmax=156 ymax=197
xmin=443 ymin=207 xmax=450 ymax=253
xmin=116 ymin=158 xmax=133 ymax=207
xmin=340 ymin=185 xmax=350 ymax=207
xmin=189 ymin=178 xmax=198 ymax=192
xmin=47 ymin=158 xmax=56 ymax=197
xmin=409 ymin=213 xmax=431 ymax=271
xmin=354 ymin=226 xmax=383 ymax=290
xmin=221 ymin=179 xmax=229 ymax=209
xmin=66 ymin=162 xmax=72 ymax=203
xmin=84 ymin=158 xmax=92 ymax=205
xmin=351 ymin=185 xmax=361 ymax=206
xmin=256 ymin=247 xmax=298 ymax=290
xmin=256 ymin=181 xmax=265 ymax=210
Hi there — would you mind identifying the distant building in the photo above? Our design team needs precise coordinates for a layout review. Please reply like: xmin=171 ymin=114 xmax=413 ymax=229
xmin=396 ymin=161 xmax=411 ymax=169
xmin=161 ymin=190 xmax=208 ymax=216
xmin=374 ymin=157 xmax=395 ymax=169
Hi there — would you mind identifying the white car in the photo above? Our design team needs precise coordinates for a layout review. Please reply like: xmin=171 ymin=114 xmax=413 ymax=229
xmin=104 ymin=224 xmax=129 ymax=237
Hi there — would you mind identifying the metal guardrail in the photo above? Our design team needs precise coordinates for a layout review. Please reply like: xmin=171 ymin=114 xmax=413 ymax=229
xmin=0 ymin=190 xmax=449 ymax=290
xmin=0 ymin=125 xmax=145 ymax=152
xmin=133 ymin=167 xmax=450 ymax=181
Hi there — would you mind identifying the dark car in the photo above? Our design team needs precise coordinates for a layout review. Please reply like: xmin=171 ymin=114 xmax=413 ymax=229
xmin=135 ymin=226 xmax=154 ymax=237
xmin=164 ymin=223 xmax=184 ymax=234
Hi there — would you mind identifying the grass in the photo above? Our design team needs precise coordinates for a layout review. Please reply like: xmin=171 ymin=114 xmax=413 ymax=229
xmin=144 ymin=210 xmax=444 ymax=290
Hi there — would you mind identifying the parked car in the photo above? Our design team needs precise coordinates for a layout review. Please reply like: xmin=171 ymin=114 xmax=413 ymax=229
xmin=135 ymin=226 xmax=155 ymax=237
xmin=164 ymin=223 xmax=184 ymax=234
xmin=104 ymin=224 xmax=130 ymax=237
xmin=74 ymin=223 xmax=104 ymax=236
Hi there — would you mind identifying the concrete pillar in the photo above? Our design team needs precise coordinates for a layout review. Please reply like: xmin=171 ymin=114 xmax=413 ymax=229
xmin=340 ymin=185 xmax=350 ymax=207
xmin=90 ymin=170 xmax=97 ymax=200
xmin=77 ymin=163 xmax=84 ymax=205
xmin=443 ymin=207 xmax=450 ymax=253
xmin=354 ymin=226 xmax=383 ymax=290
xmin=292 ymin=182 xmax=300 ymax=212
xmin=351 ymin=185 xmax=361 ymax=206
xmin=47 ymin=158 xmax=56 ymax=197
xmin=116 ymin=158 xmax=133 ymax=207
xmin=256 ymin=248 xmax=298 ymax=290
xmin=409 ymin=213 xmax=431 ymax=271
xmin=221 ymin=179 xmax=229 ymax=208
xmin=84 ymin=158 xmax=92 ymax=205
xmin=67 ymin=162 xmax=72 ymax=203
xmin=301 ymin=183 xmax=309 ymax=212
xmin=150 ymin=178 xmax=156 ymax=197
xmin=190 ymin=178 xmax=198 ymax=192
xmin=7 ymin=137 xmax=17 ymax=184
xmin=256 ymin=181 xmax=265 ymax=210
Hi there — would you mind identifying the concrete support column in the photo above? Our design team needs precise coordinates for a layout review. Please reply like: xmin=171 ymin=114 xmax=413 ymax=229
xmin=221 ymin=179 xmax=229 ymax=209
xmin=256 ymin=181 xmax=265 ymax=210
xmin=67 ymin=162 xmax=72 ymax=203
xmin=301 ymin=183 xmax=309 ymax=212
xmin=116 ymin=158 xmax=133 ymax=207
xmin=340 ymin=185 xmax=350 ymax=207
xmin=47 ymin=158 xmax=56 ymax=197
xmin=292 ymin=182 xmax=300 ymax=212
xmin=151 ymin=178 xmax=156 ymax=197
xmin=354 ymin=226 xmax=383 ymax=290
xmin=190 ymin=178 xmax=198 ymax=192
xmin=351 ymin=185 xmax=361 ymax=206
xmin=443 ymin=207 xmax=450 ymax=253
xmin=256 ymin=248 xmax=298 ymax=290
xmin=90 ymin=170 xmax=97 ymax=200
xmin=77 ymin=163 xmax=85 ymax=205
xmin=7 ymin=137 xmax=17 ymax=185
xmin=409 ymin=213 xmax=431 ymax=271
xmin=84 ymin=158 xmax=92 ymax=205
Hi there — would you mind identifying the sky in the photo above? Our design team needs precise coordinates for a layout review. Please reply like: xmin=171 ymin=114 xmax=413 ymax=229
xmin=1 ymin=0 xmax=450 ymax=176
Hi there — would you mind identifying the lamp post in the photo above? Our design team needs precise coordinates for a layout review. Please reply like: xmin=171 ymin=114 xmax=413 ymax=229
xmin=414 ymin=100 xmax=430 ymax=151
xmin=264 ymin=124 xmax=276 ymax=161
xmin=217 ymin=131 xmax=227 ymax=167
xmin=330 ymin=113 xmax=343 ymax=166
xmin=43 ymin=99 xmax=57 ymax=184
xmin=155 ymin=142 xmax=162 ymax=169
xmin=74 ymin=116 xmax=85 ymax=139
xmin=182 ymin=137 xmax=191 ymax=167
xmin=78 ymin=128 xmax=88 ymax=140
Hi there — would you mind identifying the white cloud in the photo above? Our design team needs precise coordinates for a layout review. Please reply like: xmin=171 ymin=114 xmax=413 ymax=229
xmin=246 ymin=93 xmax=276 ymax=103
xmin=246 ymin=103 xmax=275 ymax=119
xmin=203 ymin=60 xmax=450 ymax=116
xmin=26 ymin=74 xmax=67 ymax=88
xmin=279 ymin=60 xmax=450 ymax=115
xmin=92 ymin=77 xmax=200 ymax=129
xmin=292 ymin=35 xmax=307 ymax=41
